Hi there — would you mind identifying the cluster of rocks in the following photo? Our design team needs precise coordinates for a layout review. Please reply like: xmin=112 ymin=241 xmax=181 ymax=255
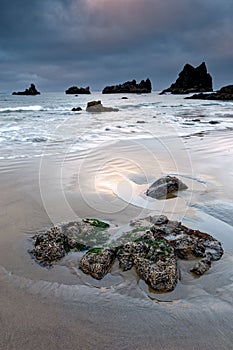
xmin=65 ymin=86 xmax=91 ymax=94
xmin=12 ymin=83 xmax=40 ymax=95
xmin=146 ymin=175 xmax=188 ymax=199
xmin=71 ymin=107 xmax=82 ymax=112
xmin=86 ymin=100 xmax=119 ymax=112
xmin=32 ymin=214 xmax=224 ymax=293
xmin=186 ymin=85 xmax=233 ymax=101
xmin=160 ymin=62 xmax=213 ymax=95
xmin=32 ymin=218 xmax=110 ymax=265
xmin=102 ymin=79 xmax=152 ymax=94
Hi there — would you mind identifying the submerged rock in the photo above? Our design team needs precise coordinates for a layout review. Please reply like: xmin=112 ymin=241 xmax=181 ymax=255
xmin=160 ymin=62 xmax=213 ymax=95
xmin=86 ymin=100 xmax=119 ymax=112
xmin=190 ymin=258 xmax=211 ymax=276
xmin=146 ymin=175 xmax=188 ymax=199
xmin=186 ymin=85 xmax=233 ymax=101
xmin=12 ymin=83 xmax=40 ymax=95
xmin=102 ymin=79 xmax=152 ymax=94
xmin=65 ymin=86 xmax=91 ymax=94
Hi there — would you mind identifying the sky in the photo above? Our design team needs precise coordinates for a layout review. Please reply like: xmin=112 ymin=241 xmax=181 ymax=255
xmin=0 ymin=0 xmax=233 ymax=92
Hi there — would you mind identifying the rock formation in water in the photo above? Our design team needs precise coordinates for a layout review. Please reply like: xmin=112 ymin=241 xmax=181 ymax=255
xmin=32 ymin=215 xmax=224 ymax=293
xmin=186 ymin=85 xmax=233 ymax=101
xmin=86 ymin=100 xmax=119 ymax=112
xmin=160 ymin=62 xmax=213 ymax=94
xmin=146 ymin=175 xmax=188 ymax=199
xmin=102 ymin=78 xmax=152 ymax=94
xmin=12 ymin=83 xmax=40 ymax=95
xmin=65 ymin=86 xmax=91 ymax=94
xmin=71 ymin=107 xmax=82 ymax=111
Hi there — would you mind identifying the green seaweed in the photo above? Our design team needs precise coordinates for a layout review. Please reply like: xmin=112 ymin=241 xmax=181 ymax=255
xmin=88 ymin=247 xmax=103 ymax=254
xmin=131 ymin=226 xmax=150 ymax=234
xmin=83 ymin=218 xmax=110 ymax=229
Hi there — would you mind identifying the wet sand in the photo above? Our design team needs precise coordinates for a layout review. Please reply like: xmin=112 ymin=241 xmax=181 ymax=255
xmin=1 ymin=130 xmax=233 ymax=349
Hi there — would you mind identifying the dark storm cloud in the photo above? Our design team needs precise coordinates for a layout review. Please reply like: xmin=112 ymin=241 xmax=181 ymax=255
xmin=0 ymin=0 xmax=233 ymax=91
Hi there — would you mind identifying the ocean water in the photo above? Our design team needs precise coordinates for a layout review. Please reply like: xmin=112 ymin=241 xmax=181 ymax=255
xmin=0 ymin=91 xmax=233 ymax=159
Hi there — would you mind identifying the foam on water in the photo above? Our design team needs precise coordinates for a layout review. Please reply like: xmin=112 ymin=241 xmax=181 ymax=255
xmin=0 ymin=91 xmax=232 ymax=159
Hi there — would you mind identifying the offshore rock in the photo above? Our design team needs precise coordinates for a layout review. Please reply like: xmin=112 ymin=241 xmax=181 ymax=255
xmin=65 ymin=86 xmax=91 ymax=94
xmin=160 ymin=62 xmax=213 ymax=94
xmin=71 ymin=107 xmax=82 ymax=111
xmin=102 ymin=79 xmax=152 ymax=94
xmin=186 ymin=85 xmax=233 ymax=101
xmin=146 ymin=175 xmax=188 ymax=199
xmin=12 ymin=83 xmax=40 ymax=95
xmin=86 ymin=100 xmax=119 ymax=112
xmin=79 ymin=248 xmax=117 ymax=279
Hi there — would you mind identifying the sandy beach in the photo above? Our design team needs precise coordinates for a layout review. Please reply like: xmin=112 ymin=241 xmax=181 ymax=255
xmin=1 ymin=129 xmax=233 ymax=349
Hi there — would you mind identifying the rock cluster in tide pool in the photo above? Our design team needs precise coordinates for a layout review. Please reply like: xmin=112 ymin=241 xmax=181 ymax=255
xmin=32 ymin=215 xmax=224 ymax=293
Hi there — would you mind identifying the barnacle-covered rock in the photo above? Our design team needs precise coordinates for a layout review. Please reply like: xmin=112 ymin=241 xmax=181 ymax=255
xmin=190 ymin=258 xmax=211 ymax=276
xmin=33 ymin=226 xmax=69 ymax=265
xmin=79 ymin=248 xmax=117 ymax=279
xmin=32 ymin=219 xmax=110 ymax=265
xmin=32 ymin=214 xmax=224 ymax=293
xmin=134 ymin=254 xmax=178 ymax=292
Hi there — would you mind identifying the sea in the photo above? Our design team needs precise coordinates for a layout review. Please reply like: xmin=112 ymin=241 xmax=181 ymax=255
xmin=0 ymin=91 xmax=233 ymax=160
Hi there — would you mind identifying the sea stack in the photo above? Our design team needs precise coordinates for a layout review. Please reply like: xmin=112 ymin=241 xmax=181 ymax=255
xmin=160 ymin=62 xmax=213 ymax=94
xmin=102 ymin=78 xmax=152 ymax=94
xmin=65 ymin=86 xmax=91 ymax=94
xmin=12 ymin=83 xmax=40 ymax=95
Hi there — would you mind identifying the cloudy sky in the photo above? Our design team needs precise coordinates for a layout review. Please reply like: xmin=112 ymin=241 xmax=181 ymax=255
xmin=0 ymin=0 xmax=233 ymax=92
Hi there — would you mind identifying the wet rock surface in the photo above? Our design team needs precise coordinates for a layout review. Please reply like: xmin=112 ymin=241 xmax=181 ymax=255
xmin=186 ymin=84 xmax=233 ymax=101
xmin=160 ymin=62 xmax=213 ymax=95
xmin=12 ymin=83 xmax=40 ymax=95
xmin=32 ymin=216 xmax=224 ymax=292
xmin=102 ymin=79 xmax=152 ymax=94
xmin=190 ymin=258 xmax=211 ymax=275
xmin=32 ymin=219 xmax=110 ymax=265
xmin=79 ymin=248 xmax=117 ymax=280
xmin=146 ymin=175 xmax=188 ymax=199
xmin=86 ymin=100 xmax=119 ymax=112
